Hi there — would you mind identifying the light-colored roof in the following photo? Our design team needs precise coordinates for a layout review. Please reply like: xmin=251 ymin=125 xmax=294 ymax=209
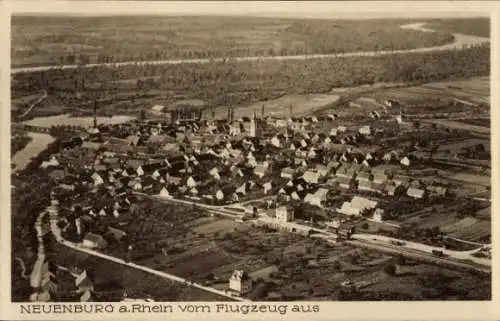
xmin=302 ymin=171 xmax=320 ymax=182
xmin=151 ymin=105 xmax=165 ymax=111
xmin=407 ymin=187 xmax=425 ymax=198
xmin=350 ymin=196 xmax=378 ymax=210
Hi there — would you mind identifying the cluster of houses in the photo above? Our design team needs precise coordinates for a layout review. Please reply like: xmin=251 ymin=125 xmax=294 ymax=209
xmin=37 ymin=109 xmax=454 ymax=252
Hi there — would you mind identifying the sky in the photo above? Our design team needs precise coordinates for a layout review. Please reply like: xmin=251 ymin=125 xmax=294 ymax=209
xmin=11 ymin=1 xmax=491 ymax=19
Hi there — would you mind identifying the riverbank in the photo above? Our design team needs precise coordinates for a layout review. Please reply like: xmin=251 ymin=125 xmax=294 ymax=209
xmin=11 ymin=132 xmax=55 ymax=172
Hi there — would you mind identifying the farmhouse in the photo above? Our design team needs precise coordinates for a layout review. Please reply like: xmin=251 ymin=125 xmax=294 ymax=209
xmin=281 ymin=167 xmax=295 ymax=179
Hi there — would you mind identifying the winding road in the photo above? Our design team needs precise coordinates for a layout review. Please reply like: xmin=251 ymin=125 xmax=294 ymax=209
xmin=11 ymin=23 xmax=489 ymax=75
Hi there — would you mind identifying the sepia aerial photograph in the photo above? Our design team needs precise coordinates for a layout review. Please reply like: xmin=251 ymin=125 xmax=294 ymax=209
xmin=9 ymin=1 xmax=492 ymax=304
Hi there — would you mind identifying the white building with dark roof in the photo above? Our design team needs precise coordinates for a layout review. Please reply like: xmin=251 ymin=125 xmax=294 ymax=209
xmin=229 ymin=270 xmax=253 ymax=295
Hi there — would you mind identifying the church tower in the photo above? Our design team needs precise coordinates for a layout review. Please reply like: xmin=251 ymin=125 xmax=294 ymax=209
xmin=250 ymin=111 xmax=258 ymax=138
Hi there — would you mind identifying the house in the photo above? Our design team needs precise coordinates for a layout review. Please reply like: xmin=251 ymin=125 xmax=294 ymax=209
xmin=275 ymin=206 xmax=295 ymax=222
xmin=131 ymin=181 xmax=143 ymax=191
xmin=229 ymin=270 xmax=253 ymax=295
xmin=190 ymin=187 xmax=199 ymax=196
xmin=428 ymin=185 xmax=448 ymax=197
xmin=302 ymin=171 xmax=320 ymax=184
xmin=186 ymin=176 xmax=197 ymax=188
xmin=337 ymin=196 xmax=378 ymax=216
xmin=315 ymin=165 xmax=330 ymax=177
xmin=81 ymin=141 xmax=102 ymax=150
xmin=82 ymin=233 xmax=108 ymax=249
xmin=137 ymin=162 xmax=163 ymax=177
xmin=157 ymin=186 xmax=173 ymax=199
xmin=235 ymin=183 xmax=247 ymax=196
xmin=91 ymin=172 xmax=104 ymax=186
xmin=166 ymin=174 xmax=182 ymax=186
xmin=337 ymin=126 xmax=347 ymax=133
xmin=356 ymin=171 xmax=371 ymax=182
xmin=328 ymin=176 xmax=353 ymax=189
xmin=406 ymin=187 xmax=426 ymax=199
xmin=263 ymin=182 xmax=273 ymax=194
xmin=304 ymin=188 xmax=329 ymax=207
xmin=151 ymin=104 xmax=165 ymax=112
xmin=307 ymin=148 xmax=317 ymax=160
xmin=270 ymin=135 xmax=284 ymax=148
xmin=400 ymin=156 xmax=411 ymax=167
xmin=373 ymin=172 xmax=389 ymax=184
xmin=40 ymin=156 xmax=60 ymax=169
xmin=74 ymin=269 xmax=94 ymax=293
xmin=126 ymin=135 xmax=140 ymax=146
xmin=254 ymin=164 xmax=268 ymax=178
xmin=392 ymin=176 xmax=411 ymax=187
xmin=121 ymin=168 xmax=135 ymax=177
xmin=280 ymin=167 xmax=295 ymax=179
xmin=358 ymin=125 xmax=372 ymax=136
xmin=384 ymin=183 xmax=406 ymax=197
xmin=326 ymin=161 xmax=341 ymax=173
xmin=209 ymin=167 xmax=221 ymax=180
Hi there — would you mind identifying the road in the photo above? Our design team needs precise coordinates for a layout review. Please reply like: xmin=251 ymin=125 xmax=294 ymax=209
xmin=350 ymin=233 xmax=490 ymax=267
xmin=346 ymin=239 xmax=490 ymax=273
xmin=42 ymin=203 xmax=248 ymax=302
xmin=19 ymin=90 xmax=47 ymax=118
xmin=11 ymin=23 xmax=489 ymax=75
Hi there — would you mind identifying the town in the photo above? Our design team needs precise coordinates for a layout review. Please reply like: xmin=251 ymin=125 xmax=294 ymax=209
xmin=17 ymin=89 xmax=491 ymax=301
xmin=9 ymin=13 xmax=492 ymax=303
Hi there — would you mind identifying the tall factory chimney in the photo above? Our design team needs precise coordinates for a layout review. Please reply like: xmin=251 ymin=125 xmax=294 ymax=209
xmin=93 ymin=100 xmax=98 ymax=128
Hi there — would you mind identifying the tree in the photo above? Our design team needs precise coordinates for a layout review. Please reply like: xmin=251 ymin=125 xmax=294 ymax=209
xmin=384 ymin=264 xmax=396 ymax=276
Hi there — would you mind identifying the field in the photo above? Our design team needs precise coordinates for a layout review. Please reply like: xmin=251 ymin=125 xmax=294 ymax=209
xmin=421 ymin=76 xmax=490 ymax=104
xmin=48 ymin=241 xmax=230 ymax=301
xmin=365 ymin=77 xmax=489 ymax=112
xmin=11 ymin=16 xmax=456 ymax=67
xmin=207 ymin=93 xmax=341 ymax=119
xmin=110 ymin=202 xmax=491 ymax=300
xmin=445 ymin=172 xmax=491 ymax=187
xmin=456 ymin=118 xmax=490 ymax=128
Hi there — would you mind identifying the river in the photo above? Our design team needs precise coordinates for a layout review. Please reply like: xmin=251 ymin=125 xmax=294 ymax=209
xmin=11 ymin=132 xmax=55 ymax=172
xmin=11 ymin=23 xmax=489 ymax=75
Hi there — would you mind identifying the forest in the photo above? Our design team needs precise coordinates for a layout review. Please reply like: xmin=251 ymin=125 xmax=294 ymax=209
xmin=12 ymin=44 xmax=490 ymax=116
xmin=11 ymin=16 xmax=457 ymax=67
